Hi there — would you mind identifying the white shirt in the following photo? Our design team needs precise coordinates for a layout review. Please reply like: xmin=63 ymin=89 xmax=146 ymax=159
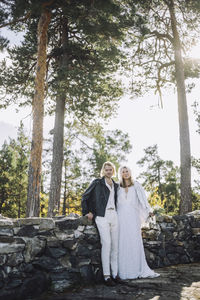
xmin=105 ymin=179 xmax=115 ymax=209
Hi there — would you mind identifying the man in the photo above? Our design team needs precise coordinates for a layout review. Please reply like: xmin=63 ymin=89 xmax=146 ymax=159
xmin=82 ymin=161 xmax=121 ymax=286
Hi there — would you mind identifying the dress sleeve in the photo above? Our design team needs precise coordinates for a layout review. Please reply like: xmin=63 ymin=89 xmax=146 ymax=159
xmin=134 ymin=181 xmax=152 ymax=223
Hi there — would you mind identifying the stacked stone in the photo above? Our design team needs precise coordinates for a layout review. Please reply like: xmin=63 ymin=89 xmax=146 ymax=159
xmin=0 ymin=211 xmax=200 ymax=300
xmin=0 ymin=215 xmax=101 ymax=300
xmin=142 ymin=210 xmax=200 ymax=268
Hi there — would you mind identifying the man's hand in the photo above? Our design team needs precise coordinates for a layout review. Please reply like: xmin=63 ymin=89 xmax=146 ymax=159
xmin=86 ymin=212 xmax=93 ymax=220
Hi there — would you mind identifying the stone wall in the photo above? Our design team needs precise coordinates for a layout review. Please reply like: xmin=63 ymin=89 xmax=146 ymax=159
xmin=0 ymin=211 xmax=200 ymax=300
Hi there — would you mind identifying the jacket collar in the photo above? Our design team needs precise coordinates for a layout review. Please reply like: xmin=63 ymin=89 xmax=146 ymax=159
xmin=100 ymin=176 xmax=118 ymax=188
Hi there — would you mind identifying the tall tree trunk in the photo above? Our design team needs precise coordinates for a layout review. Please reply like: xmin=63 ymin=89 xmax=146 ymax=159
xmin=62 ymin=160 xmax=67 ymax=216
xmin=26 ymin=9 xmax=51 ymax=217
xmin=48 ymin=18 xmax=68 ymax=217
xmin=168 ymin=0 xmax=192 ymax=214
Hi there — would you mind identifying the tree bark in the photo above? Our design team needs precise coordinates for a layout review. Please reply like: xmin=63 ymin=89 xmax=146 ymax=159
xmin=62 ymin=160 xmax=67 ymax=216
xmin=26 ymin=9 xmax=51 ymax=217
xmin=168 ymin=0 xmax=192 ymax=214
xmin=48 ymin=18 xmax=68 ymax=217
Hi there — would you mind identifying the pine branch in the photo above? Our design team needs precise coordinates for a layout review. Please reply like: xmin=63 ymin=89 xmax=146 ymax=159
xmin=0 ymin=12 xmax=31 ymax=29
xmin=149 ymin=30 xmax=174 ymax=43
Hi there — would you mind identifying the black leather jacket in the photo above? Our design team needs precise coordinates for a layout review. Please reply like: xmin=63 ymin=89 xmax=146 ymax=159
xmin=81 ymin=177 xmax=118 ymax=218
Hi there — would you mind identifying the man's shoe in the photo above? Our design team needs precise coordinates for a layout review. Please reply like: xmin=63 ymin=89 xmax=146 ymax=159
xmin=112 ymin=276 xmax=123 ymax=284
xmin=104 ymin=277 xmax=116 ymax=286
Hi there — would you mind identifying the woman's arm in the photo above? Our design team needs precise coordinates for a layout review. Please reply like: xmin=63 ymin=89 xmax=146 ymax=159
xmin=135 ymin=181 xmax=152 ymax=221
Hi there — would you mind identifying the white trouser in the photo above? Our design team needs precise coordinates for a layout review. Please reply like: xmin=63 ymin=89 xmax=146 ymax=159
xmin=95 ymin=209 xmax=118 ymax=277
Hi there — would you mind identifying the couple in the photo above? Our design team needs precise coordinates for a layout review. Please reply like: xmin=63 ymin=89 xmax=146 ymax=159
xmin=81 ymin=161 xmax=159 ymax=286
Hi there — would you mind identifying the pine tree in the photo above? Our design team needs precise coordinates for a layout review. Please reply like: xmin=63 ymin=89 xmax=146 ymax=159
xmin=137 ymin=144 xmax=180 ymax=214
xmin=124 ymin=0 xmax=200 ymax=214
xmin=0 ymin=122 xmax=30 ymax=218
xmin=0 ymin=0 xmax=127 ymax=216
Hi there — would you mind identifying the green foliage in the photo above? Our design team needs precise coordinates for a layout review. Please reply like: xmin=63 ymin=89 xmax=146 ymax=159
xmin=192 ymin=156 xmax=200 ymax=210
xmin=42 ymin=120 xmax=132 ymax=215
xmin=137 ymin=144 xmax=180 ymax=214
xmin=0 ymin=122 xmax=30 ymax=218
xmin=193 ymin=101 xmax=200 ymax=134
xmin=86 ymin=125 xmax=132 ymax=178
xmin=0 ymin=0 xmax=127 ymax=122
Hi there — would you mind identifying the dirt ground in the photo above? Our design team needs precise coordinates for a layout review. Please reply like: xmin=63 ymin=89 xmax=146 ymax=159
xmin=34 ymin=263 xmax=200 ymax=300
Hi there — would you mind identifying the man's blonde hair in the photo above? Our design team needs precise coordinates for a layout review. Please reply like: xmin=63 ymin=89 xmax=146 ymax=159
xmin=100 ymin=161 xmax=116 ymax=177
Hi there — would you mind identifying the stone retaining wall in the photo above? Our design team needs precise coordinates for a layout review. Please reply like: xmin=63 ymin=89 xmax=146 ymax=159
xmin=0 ymin=211 xmax=200 ymax=300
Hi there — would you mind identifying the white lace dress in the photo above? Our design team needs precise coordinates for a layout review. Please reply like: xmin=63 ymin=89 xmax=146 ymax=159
xmin=117 ymin=182 xmax=159 ymax=280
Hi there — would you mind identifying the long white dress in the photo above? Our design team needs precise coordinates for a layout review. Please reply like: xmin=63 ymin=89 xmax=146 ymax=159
xmin=117 ymin=181 xmax=159 ymax=280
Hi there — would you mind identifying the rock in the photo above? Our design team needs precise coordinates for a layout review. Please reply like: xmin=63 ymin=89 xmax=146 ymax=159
xmin=19 ymin=263 xmax=35 ymax=273
xmin=16 ymin=225 xmax=39 ymax=237
xmin=45 ymin=247 xmax=68 ymax=258
xmin=167 ymin=253 xmax=180 ymax=264
xmin=0 ymin=219 xmax=13 ymax=228
xmin=78 ymin=258 xmax=91 ymax=267
xmin=144 ymin=248 xmax=156 ymax=262
xmin=51 ymin=279 xmax=75 ymax=292
xmin=77 ymin=225 xmax=85 ymax=232
xmin=76 ymin=244 xmax=91 ymax=257
xmin=0 ymin=228 xmax=13 ymax=237
xmin=84 ymin=225 xmax=98 ymax=235
xmin=55 ymin=217 xmax=81 ymax=230
xmin=155 ymin=215 xmax=165 ymax=222
xmin=7 ymin=253 xmax=24 ymax=267
xmin=178 ymin=229 xmax=192 ymax=240
xmin=23 ymin=236 xmax=46 ymax=263
xmin=63 ymin=238 xmax=77 ymax=250
xmin=83 ymin=233 xmax=100 ymax=246
xmin=0 ymin=255 xmax=7 ymax=265
xmin=18 ymin=271 xmax=50 ymax=300
xmin=67 ymin=213 xmax=80 ymax=218
xmin=59 ymin=254 xmax=72 ymax=268
xmin=50 ymin=270 xmax=76 ymax=281
xmin=69 ymin=255 xmax=78 ymax=268
xmin=50 ymin=269 xmax=80 ymax=292
xmin=13 ymin=217 xmax=54 ymax=229
xmin=32 ymin=256 xmax=63 ymax=272
xmin=0 ymin=211 xmax=199 ymax=299
xmin=144 ymin=241 xmax=162 ymax=251
xmin=74 ymin=229 xmax=84 ymax=239
xmin=192 ymin=228 xmax=200 ymax=235
xmin=160 ymin=222 xmax=176 ymax=231
xmin=180 ymin=254 xmax=190 ymax=263
xmin=54 ymin=230 xmax=74 ymax=240
xmin=79 ymin=265 xmax=94 ymax=282
xmin=46 ymin=236 xmax=62 ymax=247
xmin=91 ymin=249 xmax=101 ymax=265
xmin=0 ymin=243 xmax=25 ymax=254
xmin=142 ymin=229 xmax=159 ymax=239
xmin=39 ymin=218 xmax=55 ymax=230
xmin=5 ymin=278 xmax=23 ymax=289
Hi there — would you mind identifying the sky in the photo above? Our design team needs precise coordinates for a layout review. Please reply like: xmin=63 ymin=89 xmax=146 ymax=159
xmin=0 ymin=28 xmax=199 ymax=179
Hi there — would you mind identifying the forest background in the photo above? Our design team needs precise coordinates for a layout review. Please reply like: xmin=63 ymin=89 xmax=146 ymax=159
xmin=0 ymin=0 xmax=200 ymax=218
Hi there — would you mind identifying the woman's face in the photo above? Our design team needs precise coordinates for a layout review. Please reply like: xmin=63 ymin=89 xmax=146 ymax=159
xmin=121 ymin=167 xmax=131 ymax=180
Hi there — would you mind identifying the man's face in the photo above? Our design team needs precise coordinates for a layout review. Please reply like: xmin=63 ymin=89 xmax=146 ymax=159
xmin=104 ymin=165 xmax=114 ymax=178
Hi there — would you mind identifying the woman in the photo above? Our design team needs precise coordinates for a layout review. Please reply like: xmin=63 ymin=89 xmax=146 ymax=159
xmin=117 ymin=166 xmax=160 ymax=280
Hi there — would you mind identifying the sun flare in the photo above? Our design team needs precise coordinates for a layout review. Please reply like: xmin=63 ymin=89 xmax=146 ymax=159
xmin=188 ymin=44 xmax=200 ymax=59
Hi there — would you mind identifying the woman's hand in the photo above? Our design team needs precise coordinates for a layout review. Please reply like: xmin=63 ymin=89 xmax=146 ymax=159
xmin=149 ymin=212 xmax=154 ymax=217
xmin=86 ymin=212 xmax=93 ymax=220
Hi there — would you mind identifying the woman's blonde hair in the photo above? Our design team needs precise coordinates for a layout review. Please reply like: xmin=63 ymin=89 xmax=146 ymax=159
xmin=100 ymin=161 xmax=116 ymax=177
xmin=118 ymin=165 xmax=134 ymax=187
